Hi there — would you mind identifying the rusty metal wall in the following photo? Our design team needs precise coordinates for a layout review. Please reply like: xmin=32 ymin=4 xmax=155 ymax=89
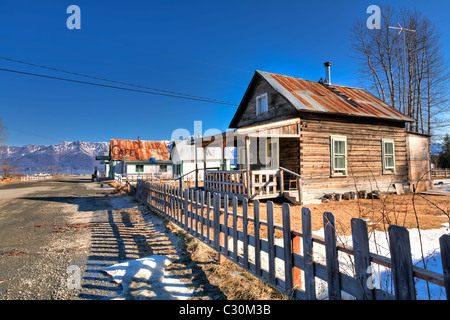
xmin=110 ymin=139 xmax=170 ymax=161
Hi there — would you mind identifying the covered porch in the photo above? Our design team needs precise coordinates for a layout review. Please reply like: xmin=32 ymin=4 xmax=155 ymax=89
xmin=191 ymin=118 xmax=302 ymax=203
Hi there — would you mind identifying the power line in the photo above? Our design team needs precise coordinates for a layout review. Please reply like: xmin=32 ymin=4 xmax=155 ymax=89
xmin=0 ymin=15 xmax=253 ymax=75
xmin=4 ymin=126 xmax=62 ymax=143
xmin=0 ymin=36 xmax=246 ymax=89
xmin=0 ymin=67 xmax=239 ymax=106
xmin=0 ymin=56 xmax=237 ymax=105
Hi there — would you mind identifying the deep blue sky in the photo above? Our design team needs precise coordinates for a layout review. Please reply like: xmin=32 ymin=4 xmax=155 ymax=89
xmin=1 ymin=0 xmax=449 ymax=146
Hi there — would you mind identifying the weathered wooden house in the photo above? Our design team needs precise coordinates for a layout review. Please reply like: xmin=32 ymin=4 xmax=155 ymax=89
xmin=194 ymin=63 xmax=431 ymax=203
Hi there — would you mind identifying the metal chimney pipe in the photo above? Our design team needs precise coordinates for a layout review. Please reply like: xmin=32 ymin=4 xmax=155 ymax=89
xmin=324 ymin=62 xmax=331 ymax=85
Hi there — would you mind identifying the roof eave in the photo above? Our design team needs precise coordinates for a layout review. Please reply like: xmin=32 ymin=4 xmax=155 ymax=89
xmin=229 ymin=71 xmax=262 ymax=128
xmin=297 ymin=109 xmax=413 ymax=123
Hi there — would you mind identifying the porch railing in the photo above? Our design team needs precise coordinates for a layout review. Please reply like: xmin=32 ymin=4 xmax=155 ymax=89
xmin=204 ymin=168 xmax=291 ymax=200
xmin=250 ymin=169 xmax=280 ymax=199
xmin=204 ymin=170 xmax=247 ymax=196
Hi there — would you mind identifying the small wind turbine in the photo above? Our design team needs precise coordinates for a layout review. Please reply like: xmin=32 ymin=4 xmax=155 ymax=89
xmin=389 ymin=22 xmax=416 ymax=35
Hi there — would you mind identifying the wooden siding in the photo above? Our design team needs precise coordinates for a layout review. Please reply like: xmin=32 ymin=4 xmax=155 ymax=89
xmin=406 ymin=132 xmax=432 ymax=191
xmin=279 ymin=137 xmax=301 ymax=188
xmin=233 ymin=78 xmax=298 ymax=128
xmin=299 ymin=113 xmax=408 ymax=200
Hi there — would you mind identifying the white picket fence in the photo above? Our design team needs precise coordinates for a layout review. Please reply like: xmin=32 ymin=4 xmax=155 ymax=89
xmin=21 ymin=174 xmax=53 ymax=181
xmin=114 ymin=172 xmax=172 ymax=184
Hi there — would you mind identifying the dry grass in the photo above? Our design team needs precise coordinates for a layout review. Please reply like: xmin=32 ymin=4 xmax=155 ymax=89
xmin=110 ymin=181 xmax=130 ymax=195
xmin=166 ymin=220 xmax=287 ymax=300
xmin=258 ymin=193 xmax=450 ymax=236
xmin=177 ymin=192 xmax=450 ymax=240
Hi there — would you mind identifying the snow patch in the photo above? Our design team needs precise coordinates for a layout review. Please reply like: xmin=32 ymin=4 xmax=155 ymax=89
xmin=229 ymin=224 xmax=449 ymax=300
xmin=102 ymin=255 xmax=194 ymax=300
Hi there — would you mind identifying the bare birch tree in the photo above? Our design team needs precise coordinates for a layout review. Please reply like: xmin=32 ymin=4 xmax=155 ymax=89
xmin=350 ymin=5 xmax=450 ymax=140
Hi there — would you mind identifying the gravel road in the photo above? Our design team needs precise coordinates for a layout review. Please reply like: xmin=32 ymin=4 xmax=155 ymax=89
xmin=0 ymin=176 xmax=203 ymax=300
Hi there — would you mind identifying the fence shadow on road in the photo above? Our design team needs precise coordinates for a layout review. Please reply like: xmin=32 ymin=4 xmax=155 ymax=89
xmin=78 ymin=206 xmax=226 ymax=300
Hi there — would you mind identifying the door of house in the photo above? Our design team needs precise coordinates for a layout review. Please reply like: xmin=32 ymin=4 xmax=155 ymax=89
xmin=263 ymin=137 xmax=279 ymax=169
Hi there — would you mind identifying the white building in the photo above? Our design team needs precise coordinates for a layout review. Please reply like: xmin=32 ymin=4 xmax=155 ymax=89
xmin=109 ymin=139 xmax=172 ymax=180
xmin=171 ymin=139 xmax=234 ymax=181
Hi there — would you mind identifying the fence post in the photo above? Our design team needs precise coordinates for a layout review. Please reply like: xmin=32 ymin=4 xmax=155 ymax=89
xmin=148 ymin=182 xmax=153 ymax=207
xmin=323 ymin=211 xmax=341 ymax=300
xmin=178 ymin=185 xmax=182 ymax=224
xmin=200 ymin=191 xmax=205 ymax=242
xmin=223 ymin=195 xmax=229 ymax=258
xmin=351 ymin=218 xmax=374 ymax=300
xmin=136 ymin=180 xmax=141 ymax=201
xmin=206 ymin=192 xmax=211 ymax=246
xmin=232 ymin=196 xmax=238 ymax=263
xmin=184 ymin=189 xmax=189 ymax=230
xmin=282 ymin=203 xmax=293 ymax=296
xmin=439 ymin=234 xmax=450 ymax=299
xmin=388 ymin=225 xmax=416 ymax=300
xmin=213 ymin=193 xmax=221 ymax=254
xmin=195 ymin=190 xmax=199 ymax=237
xmin=302 ymin=207 xmax=315 ymax=299
xmin=174 ymin=185 xmax=178 ymax=222
xmin=190 ymin=189 xmax=195 ymax=235
xmin=242 ymin=197 xmax=249 ymax=269
xmin=254 ymin=200 xmax=261 ymax=277
xmin=167 ymin=185 xmax=171 ymax=218
xmin=157 ymin=183 xmax=161 ymax=209
xmin=170 ymin=186 xmax=175 ymax=221
xmin=267 ymin=201 xmax=276 ymax=285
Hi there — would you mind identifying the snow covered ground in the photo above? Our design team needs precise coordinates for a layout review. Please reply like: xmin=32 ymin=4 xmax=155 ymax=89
xmin=312 ymin=222 xmax=449 ymax=300
xmin=231 ymin=221 xmax=449 ymax=300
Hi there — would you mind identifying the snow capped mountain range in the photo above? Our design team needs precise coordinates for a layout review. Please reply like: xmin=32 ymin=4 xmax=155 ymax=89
xmin=0 ymin=141 xmax=109 ymax=174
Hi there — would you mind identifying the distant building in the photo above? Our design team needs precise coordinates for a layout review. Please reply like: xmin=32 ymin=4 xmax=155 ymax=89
xmin=170 ymin=139 xmax=234 ymax=181
xmin=108 ymin=138 xmax=172 ymax=178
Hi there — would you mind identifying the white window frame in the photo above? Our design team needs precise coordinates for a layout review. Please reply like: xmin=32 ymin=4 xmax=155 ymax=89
xmin=330 ymin=135 xmax=347 ymax=177
xmin=382 ymin=138 xmax=395 ymax=174
xmin=256 ymin=93 xmax=268 ymax=115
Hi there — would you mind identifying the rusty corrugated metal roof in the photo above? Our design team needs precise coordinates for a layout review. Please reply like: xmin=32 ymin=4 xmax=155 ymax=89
xmin=257 ymin=70 xmax=413 ymax=122
xmin=110 ymin=139 xmax=170 ymax=161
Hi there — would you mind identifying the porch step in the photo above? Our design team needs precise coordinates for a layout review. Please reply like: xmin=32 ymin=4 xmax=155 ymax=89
xmin=283 ymin=191 xmax=301 ymax=205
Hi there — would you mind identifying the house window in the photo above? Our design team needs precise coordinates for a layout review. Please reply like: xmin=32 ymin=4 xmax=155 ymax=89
xmin=173 ymin=164 xmax=180 ymax=176
xmin=256 ymin=93 xmax=268 ymax=115
xmin=331 ymin=135 xmax=347 ymax=176
xmin=136 ymin=164 xmax=144 ymax=173
xmin=382 ymin=139 xmax=395 ymax=174
xmin=159 ymin=164 xmax=167 ymax=172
